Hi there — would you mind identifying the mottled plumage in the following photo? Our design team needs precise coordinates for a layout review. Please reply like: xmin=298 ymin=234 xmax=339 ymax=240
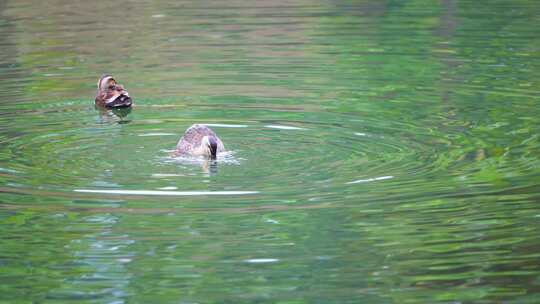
xmin=95 ymin=75 xmax=132 ymax=108
xmin=176 ymin=124 xmax=225 ymax=159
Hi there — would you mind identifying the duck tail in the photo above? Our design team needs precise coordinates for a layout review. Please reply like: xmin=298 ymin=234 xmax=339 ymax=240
xmin=203 ymin=136 xmax=218 ymax=159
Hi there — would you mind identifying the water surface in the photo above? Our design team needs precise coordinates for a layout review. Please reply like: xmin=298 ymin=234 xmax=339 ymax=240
xmin=1 ymin=0 xmax=540 ymax=303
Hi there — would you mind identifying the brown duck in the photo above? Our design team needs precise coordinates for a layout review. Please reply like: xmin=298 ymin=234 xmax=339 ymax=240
xmin=176 ymin=124 xmax=225 ymax=159
xmin=95 ymin=75 xmax=132 ymax=108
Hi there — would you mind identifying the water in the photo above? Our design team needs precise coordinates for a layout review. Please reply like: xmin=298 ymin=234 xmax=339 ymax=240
xmin=1 ymin=0 xmax=539 ymax=303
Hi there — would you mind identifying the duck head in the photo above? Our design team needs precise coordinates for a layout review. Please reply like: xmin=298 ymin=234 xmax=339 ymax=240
xmin=95 ymin=75 xmax=133 ymax=108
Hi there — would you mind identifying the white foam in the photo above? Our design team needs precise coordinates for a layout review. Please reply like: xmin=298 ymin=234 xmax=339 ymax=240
xmin=166 ymin=151 xmax=240 ymax=165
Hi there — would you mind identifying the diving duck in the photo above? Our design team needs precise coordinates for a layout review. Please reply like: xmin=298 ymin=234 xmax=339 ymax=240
xmin=176 ymin=124 xmax=225 ymax=159
xmin=95 ymin=75 xmax=132 ymax=108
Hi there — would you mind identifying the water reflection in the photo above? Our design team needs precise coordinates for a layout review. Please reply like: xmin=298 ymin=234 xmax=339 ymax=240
xmin=0 ymin=0 xmax=539 ymax=303
xmin=48 ymin=214 xmax=134 ymax=302
xmin=95 ymin=106 xmax=132 ymax=124
xmin=203 ymin=159 xmax=219 ymax=175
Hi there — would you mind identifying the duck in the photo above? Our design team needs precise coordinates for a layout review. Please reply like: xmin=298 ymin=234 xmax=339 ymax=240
xmin=95 ymin=74 xmax=132 ymax=108
xmin=175 ymin=124 xmax=225 ymax=159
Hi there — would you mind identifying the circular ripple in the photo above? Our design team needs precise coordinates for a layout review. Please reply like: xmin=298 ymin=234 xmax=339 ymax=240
xmin=1 ymin=101 xmax=537 ymax=208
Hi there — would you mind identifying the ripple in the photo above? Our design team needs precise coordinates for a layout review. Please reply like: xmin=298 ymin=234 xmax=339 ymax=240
xmin=346 ymin=175 xmax=394 ymax=185
xmin=204 ymin=123 xmax=249 ymax=128
xmin=264 ymin=125 xmax=306 ymax=130
xmin=156 ymin=186 xmax=178 ymax=190
xmin=244 ymin=258 xmax=280 ymax=264
xmin=0 ymin=167 xmax=21 ymax=174
xmin=151 ymin=174 xmax=184 ymax=178
xmin=74 ymin=189 xmax=259 ymax=196
xmin=137 ymin=132 xmax=177 ymax=137
xmin=1 ymin=1 xmax=540 ymax=302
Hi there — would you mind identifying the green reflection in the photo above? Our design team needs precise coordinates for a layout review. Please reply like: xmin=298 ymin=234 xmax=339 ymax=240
xmin=0 ymin=0 xmax=539 ymax=303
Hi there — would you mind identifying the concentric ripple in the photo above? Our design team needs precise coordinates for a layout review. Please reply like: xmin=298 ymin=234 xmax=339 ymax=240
xmin=1 ymin=100 xmax=522 ymax=208
xmin=1 ymin=0 xmax=540 ymax=301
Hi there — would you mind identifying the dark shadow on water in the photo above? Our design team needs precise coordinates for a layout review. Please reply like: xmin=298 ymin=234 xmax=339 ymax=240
xmin=95 ymin=106 xmax=132 ymax=124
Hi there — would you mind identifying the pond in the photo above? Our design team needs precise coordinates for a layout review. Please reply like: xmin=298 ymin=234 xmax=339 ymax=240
xmin=1 ymin=0 xmax=539 ymax=303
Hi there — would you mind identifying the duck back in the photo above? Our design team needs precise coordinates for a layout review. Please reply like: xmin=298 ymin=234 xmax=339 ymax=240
xmin=176 ymin=124 xmax=225 ymax=158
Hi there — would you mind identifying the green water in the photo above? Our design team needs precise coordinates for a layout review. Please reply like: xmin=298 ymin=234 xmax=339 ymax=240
xmin=1 ymin=0 xmax=540 ymax=303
